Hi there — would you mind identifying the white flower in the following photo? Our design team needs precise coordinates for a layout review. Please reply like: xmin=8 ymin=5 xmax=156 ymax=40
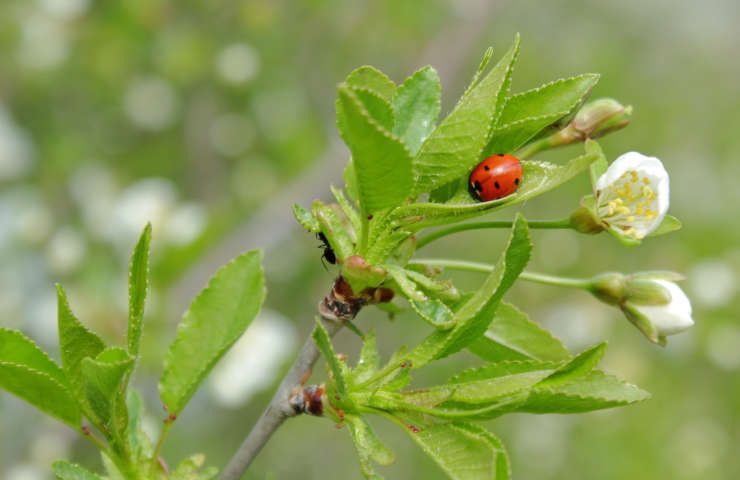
xmin=595 ymin=152 xmax=669 ymax=240
xmin=629 ymin=279 xmax=694 ymax=336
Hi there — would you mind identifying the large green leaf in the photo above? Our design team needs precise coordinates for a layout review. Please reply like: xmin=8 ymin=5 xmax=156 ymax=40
xmin=407 ymin=215 xmax=531 ymax=367
xmin=392 ymin=66 xmax=441 ymax=154
xmin=0 ymin=362 xmax=81 ymax=427
xmin=468 ymin=302 xmax=571 ymax=362
xmin=537 ymin=342 xmax=606 ymax=388
xmin=393 ymin=415 xmax=510 ymax=480
xmin=57 ymin=284 xmax=106 ymax=419
xmin=485 ymin=74 xmax=599 ymax=154
xmin=0 ymin=328 xmax=67 ymax=385
xmin=336 ymin=85 xmax=414 ymax=214
xmin=413 ymin=37 xmax=520 ymax=195
xmin=159 ymin=250 xmax=265 ymax=415
xmin=392 ymin=139 xmax=603 ymax=230
xmin=128 ymin=223 xmax=151 ymax=357
xmin=81 ymin=347 xmax=134 ymax=450
xmin=53 ymin=461 xmax=104 ymax=480
xmin=346 ymin=415 xmax=395 ymax=479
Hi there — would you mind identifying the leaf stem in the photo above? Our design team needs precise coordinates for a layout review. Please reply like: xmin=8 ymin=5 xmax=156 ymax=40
xmin=416 ymin=219 xmax=572 ymax=250
xmin=150 ymin=417 xmax=174 ymax=476
xmin=409 ymin=258 xmax=592 ymax=289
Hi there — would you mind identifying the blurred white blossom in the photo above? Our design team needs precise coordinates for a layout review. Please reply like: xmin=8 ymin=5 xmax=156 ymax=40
xmin=165 ymin=203 xmax=207 ymax=246
xmin=6 ymin=464 xmax=47 ymax=480
xmin=216 ymin=43 xmax=261 ymax=84
xmin=688 ymin=259 xmax=736 ymax=308
xmin=17 ymin=14 xmax=69 ymax=70
xmin=45 ymin=226 xmax=87 ymax=275
xmin=209 ymin=113 xmax=255 ymax=157
xmin=124 ymin=76 xmax=178 ymax=130
xmin=0 ymin=105 xmax=34 ymax=181
xmin=706 ymin=324 xmax=740 ymax=370
xmin=209 ymin=310 xmax=297 ymax=408
xmin=39 ymin=0 xmax=90 ymax=20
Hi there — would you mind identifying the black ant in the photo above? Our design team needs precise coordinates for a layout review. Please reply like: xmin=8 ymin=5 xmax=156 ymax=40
xmin=317 ymin=232 xmax=336 ymax=267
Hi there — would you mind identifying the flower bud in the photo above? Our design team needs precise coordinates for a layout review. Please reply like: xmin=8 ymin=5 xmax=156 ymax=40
xmin=571 ymin=98 xmax=632 ymax=139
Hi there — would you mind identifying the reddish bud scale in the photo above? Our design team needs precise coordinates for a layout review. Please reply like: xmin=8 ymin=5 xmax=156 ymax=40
xmin=469 ymin=153 xmax=523 ymax=202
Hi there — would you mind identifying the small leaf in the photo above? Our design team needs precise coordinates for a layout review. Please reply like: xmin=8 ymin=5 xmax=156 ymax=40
xmin=330 ymin=185 xmax=362 ymax=236
xmin=346 ymin=415 xmax=395 ymax=479
xmin=538 ymin=342 xmax=606 ymax=388
xmin=468 ymin=302 xmax=571 ymax=362
xmin=292 ymin=203 xmax=321 ymax=233
xmin=313 ymin=319 xmax=348 ymax=395
xmin=486 ymin=74 xmax=599 ymax=154
xmin=648 ymin=214 xmax=682 ymax=237
xmin=352 ymin=330 xmax=380 ymax=385
xmin=336 ymin=85 xmax=414 ymax=214
xmin=127 ymin=390 xmax=153 ymax=463
xmin=57 ymin=284 xmax=106 ymax=420
xmin=410 ymin=298 xmax=455 ymax=330
xmin=407 ymin=215 xmax=531 ymax=367
xmin=520 ymin=370 xmax=650 ymax=413
xmin=386 ymin=264 xmax=427 ymax=302
xmin=393 ymin=415 xmax=510 ymax=480
xmin=404 ymin=269 xmax=460 ymax=301
xmin=53 ymin=461 xmax=104 ymax=480
xmin=392 ymin=66 xmax=441 ymax=154
xmin=81 ymin=347 xmax=134 ymax=449
xmin=171 ymin=454 xmax=218 ymax=480
xmin=159 ymin=250 xmax=265 ymax=415
xmin=343 ymin=160 xmax=360 ymax=203
xmin=345 ymin=66 xmax=396 ymax=102
xmin=0 ymin=328 xmax=67 ymax=386
xmin=128 ymin=223 xmax=151 ymax=357
xmin=413 ymin=37 xmax=520 ymax=194
xmin=312 ymin=200 xmax=355 ymax=261
xmin=0 ymin=362 xmax=81 ymax=427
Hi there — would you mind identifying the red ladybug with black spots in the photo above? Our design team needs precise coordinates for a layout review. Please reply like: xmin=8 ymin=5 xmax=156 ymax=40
xmin=469 ymin=153 xmax=523 ymax=202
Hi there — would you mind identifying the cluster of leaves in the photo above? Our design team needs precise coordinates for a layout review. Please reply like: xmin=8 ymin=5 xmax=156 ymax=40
xmin=0 ymin=224 xmax=266 ymax=479
xmin=294 ymin=37 xmax=655 ymax=479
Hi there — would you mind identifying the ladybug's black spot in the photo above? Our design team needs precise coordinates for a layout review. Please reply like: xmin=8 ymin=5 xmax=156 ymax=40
xmin=367 ymin=214 xmax=374 ymax=220
xmin=474 ymin=180 xmax=483 ymax=192
xmin=483 ymin=165 xmax=490 ymax=171
xmin=497 ymin=153 xmax=504 ymax=156
xmin=514 ymin=177 xmax=520 ymax=185
xmin=494 ymin=181 xmax=501 ymax=189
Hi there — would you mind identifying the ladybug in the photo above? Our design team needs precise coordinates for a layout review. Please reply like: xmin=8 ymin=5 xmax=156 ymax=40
xmin=316 ymin=232 xmax=336 ymax=266
xmin=468 ymin=153 xmax=523 ymax=202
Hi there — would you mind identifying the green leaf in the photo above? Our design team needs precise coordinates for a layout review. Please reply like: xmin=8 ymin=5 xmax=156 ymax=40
xmin=292 ymin=203 xmax=321 ymax=233
xmin=57 ymin=284 xmax=106 ymax=419
xmin=313 ymin=200 xmax=355 ymax=261
xmin=171 ymin=454 xmax=218 ymax=480
xmin=0 ymin=362 xmax=81 ymax=427
xmin=352 ymin=88 xmax=395 ymax=131
xmin=352 ymin=330 xmax=380 ymax=385
xmin=413 ymin=37 xmax=520 ymax=194
xmin=81 ymin=347 xmax=134 ymax=449
xmin=336 ymin=85 xmax=414 ymax=214
xmin=537 ymin=342 xmax=606 ymax=388
xmin=0 ymin=328 xmax=67 ymax=385
xmin=386 ymin=264 xmax=427 ymax=301
xmin=313 ymin=319 xmax=348 ymax=395
xmin=330 ymin=185 xmax=362 ymax=236
xmin=519 ymin=370 xmax=650 ymax=413
xmin=468 ymin=302 xmax=571 ymax=362
xmin=345 ymin=66 xmax=396 ymax=102
xmin=393 ymin=140 xmax=602 ymax=230
xmin=346 ymin=415 xmax=395 ymax=479
xmin=404 ymin=269 xmax=460 ymax=301
xmin=410 ymin=298 xmax=455 ymax=330
xmin=486 ymin=74 xmax=599 ymax=154
xmin=407 ymin=215 xmax=531 ymax=367
xmin=393 ymin=416 xmax=510 ymax=480
xmin=127 ymin=390 xmax=153 ymax=463
xmin=128 ymin=223 xmax=151 ymax=357
xmin=53 ymin=461 xmax=104 ymax=480
xmin=343 ymin=160 xmax=360 ymax=203
xmin=159 ymin=250 xmax=265 ymax=415
xmin=392 ymin=66 xmax=441 ymax=154
xmin=648 ymin=214 xmax=682 ymax=237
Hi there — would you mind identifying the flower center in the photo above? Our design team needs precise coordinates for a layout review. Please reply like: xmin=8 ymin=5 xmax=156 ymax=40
xmin=597 ymin=169 xmax=659 ymax=238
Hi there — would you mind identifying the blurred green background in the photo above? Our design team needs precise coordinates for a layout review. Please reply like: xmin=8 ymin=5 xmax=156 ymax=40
xmin=0 ymin=0 xmax=738 ymax=479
